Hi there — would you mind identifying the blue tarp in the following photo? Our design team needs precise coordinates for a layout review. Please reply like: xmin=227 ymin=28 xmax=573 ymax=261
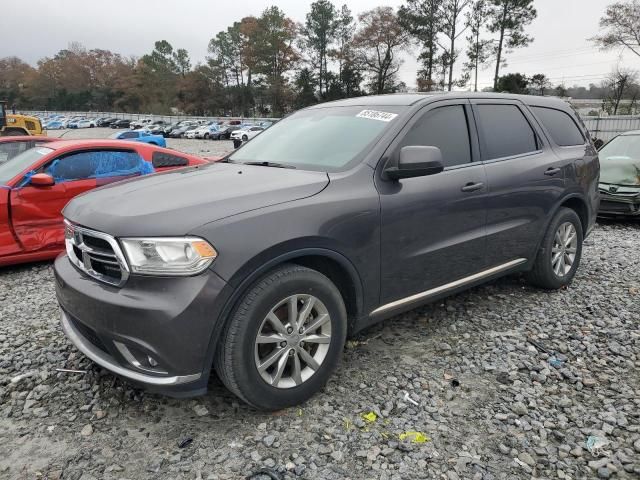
xmin=46 ymin=151 xmax=154 ymax=183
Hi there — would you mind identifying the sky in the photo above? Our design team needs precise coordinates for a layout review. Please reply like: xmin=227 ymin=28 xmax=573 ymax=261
xmin=4 ymin=0 xmax=640 ymax=90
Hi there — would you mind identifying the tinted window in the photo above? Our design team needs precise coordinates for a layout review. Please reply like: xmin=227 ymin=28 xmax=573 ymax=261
xmin=531 ymin=106 xmax=585 ymax=146
xmin=475 ymin=104 xmax=538 ymax=160
xmin=398 ymin=105 xmax=472 ymax=168
xmin=152 ymin=151 xmax=189 ymax=168
xmin=121 ymin=132 xmax=138 ymax=139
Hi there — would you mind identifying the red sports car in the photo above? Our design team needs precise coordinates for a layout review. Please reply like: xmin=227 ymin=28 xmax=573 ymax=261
xmin=0 ymin=139 xmax=208 ymax=266
xmin=0 ymin=136 xmax=56 ymax=164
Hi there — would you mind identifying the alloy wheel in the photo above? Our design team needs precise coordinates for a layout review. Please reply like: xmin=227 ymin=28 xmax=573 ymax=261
xmin=551 ymin=222 xmax=578 ymax=277
xmin=254 ymin=294 xmax=332 ymax=389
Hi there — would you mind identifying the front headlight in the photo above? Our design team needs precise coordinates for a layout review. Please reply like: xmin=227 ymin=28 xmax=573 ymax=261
xmin=120 ymin=237 xmax=217 ymax=276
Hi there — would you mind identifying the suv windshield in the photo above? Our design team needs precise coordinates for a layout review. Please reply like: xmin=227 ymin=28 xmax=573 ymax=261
xmin=599 ymin=134 xmax=640 ymax=186
xmin=0 ymin=147 xmax=53 ymax=185
xmin=229 ymin=106 xmax=404 ymax=171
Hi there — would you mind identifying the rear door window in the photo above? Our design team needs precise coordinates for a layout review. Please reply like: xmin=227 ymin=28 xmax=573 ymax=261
xmin=397 ymin=105 xmax=472 ymax=168
xmin=530 ymin=106 xmax=585 ymax=146
xmin=120 ymin=132 xmax=138 ymax=139
xmin=475 ymin=104 xmax=539 ymax=160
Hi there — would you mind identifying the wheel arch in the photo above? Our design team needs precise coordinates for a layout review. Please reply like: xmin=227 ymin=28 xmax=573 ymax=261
xmin=532 ymin=193 xmax=589 ymax=264
xmin=225 ymin=247 xmax=364 ymax=328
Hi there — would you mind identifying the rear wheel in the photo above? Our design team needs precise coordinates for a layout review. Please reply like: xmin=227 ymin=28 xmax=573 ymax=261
xmin=526 ymin=207 xmax=583 ymax=289
xmin=215 ymin=264 xmax=347 ymax=410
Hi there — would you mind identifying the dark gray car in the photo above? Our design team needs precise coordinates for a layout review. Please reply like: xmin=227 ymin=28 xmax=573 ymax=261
xmin=55 ymin=93 xmax=600 ymax=410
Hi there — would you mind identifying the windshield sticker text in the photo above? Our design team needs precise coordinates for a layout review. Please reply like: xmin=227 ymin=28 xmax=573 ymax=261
xmin=356 ymin=110 xmax=398 ymax=122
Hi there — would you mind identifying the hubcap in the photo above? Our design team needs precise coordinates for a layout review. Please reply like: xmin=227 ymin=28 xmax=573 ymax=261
xmin=254 ymin=294 xmax=332 ymax=389
xmin=551 ymin=222 xmax=578 ymax=277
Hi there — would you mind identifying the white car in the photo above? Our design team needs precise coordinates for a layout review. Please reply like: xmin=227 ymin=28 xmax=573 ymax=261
xmin=194 ymin=125 xmax=220 ymax=139
xmin=131 ymin=119 xmax=153 ymax=129
xmin=76 ymin=119 xmax=96 ymax=128
xmin=230 ymin=126 xmax=265 ymax=142
xmin=184 ymin=128 xmax=199 ymax=139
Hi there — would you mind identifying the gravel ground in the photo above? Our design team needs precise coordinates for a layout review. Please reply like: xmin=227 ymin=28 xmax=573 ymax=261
xmin=45 ymin=127 xmax=234 ymax=158
xmin=0 ymin=143 xmax=639 ymax=479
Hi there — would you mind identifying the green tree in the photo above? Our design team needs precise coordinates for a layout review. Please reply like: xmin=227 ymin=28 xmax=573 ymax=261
xmin=487 ymin=0 xmax=537 ymax=90
xmin=353 ymin=7 xmax=410 ymax=94
xmin=253 ymin=6 xmax=299 ymax=115
xmin=529 ymin=73 xmax=551 ymax=95
xmin=302 ymin=0 xmax=337 ymax=98
xmin=464 ymin=0 xmax=492 ymax=92
xmin=294 ymin=67 xmax=318 ymax=108
xmin=439 ymin=0 xmax=472 ymax=91
xmin=330 ymin=5 xmax=356 ymax=93
xmin=173 ymin=49 xmax=191 ymax=77
xmin=496 ymin=72 xmax=529 ymax=93
xmin=591 ymin=0 xmax=640 ymax=57
xmin=399 ymin=0 xmax=442 ymax=91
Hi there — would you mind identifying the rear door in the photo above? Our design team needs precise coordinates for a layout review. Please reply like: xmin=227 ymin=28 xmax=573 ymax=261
xmin=377 ymin=100 xmax=488 ymax=305
xmin=9 ymin=149 xmax=147 ymax=252
xmin=471 ymin=100 xmax=567 ymax=265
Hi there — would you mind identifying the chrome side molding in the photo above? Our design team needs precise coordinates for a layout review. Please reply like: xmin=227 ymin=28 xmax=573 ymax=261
xmin=371 ymin=258 xmax=527 ymax=316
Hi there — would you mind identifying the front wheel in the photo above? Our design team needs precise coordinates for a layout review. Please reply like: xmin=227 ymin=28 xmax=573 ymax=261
xmin=215 ymin=264 xmax=347 ymax=410
xmin=525 ymin=207 xmax=583 ymax=289
xmin=242 ymin=134 xmax=248 ymax=141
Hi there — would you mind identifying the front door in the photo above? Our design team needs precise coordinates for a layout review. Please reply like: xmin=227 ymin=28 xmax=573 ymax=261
xmin=377 ymin=101 xmax=488 ymax=306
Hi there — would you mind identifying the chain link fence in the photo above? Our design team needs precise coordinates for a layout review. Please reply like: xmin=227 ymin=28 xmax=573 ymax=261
xmin=580 ymin=116 xmax=640 ymax=142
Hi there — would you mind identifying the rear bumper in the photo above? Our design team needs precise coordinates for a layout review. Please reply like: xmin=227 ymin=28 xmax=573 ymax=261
xmin=55 ymin=254 xmax=231 ymax=397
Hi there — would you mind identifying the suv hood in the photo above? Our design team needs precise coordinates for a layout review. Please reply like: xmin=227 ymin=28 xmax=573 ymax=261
xmin=63 ymin=162 xmax=329 ymax=237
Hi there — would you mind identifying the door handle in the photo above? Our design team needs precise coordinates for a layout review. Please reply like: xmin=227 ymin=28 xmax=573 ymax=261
xmin=544 ymin=167 xmax=561 ymax=176
xmin=461 ymin=182 xmax=484 ymax=192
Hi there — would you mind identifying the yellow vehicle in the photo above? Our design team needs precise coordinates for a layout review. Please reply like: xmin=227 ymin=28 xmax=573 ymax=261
xmin=0 ymin=101 xmax=46 ymax=136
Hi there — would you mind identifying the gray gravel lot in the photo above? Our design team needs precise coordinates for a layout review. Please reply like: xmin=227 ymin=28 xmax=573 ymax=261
xmin=0 ymin=131 xmax=639 ymax=479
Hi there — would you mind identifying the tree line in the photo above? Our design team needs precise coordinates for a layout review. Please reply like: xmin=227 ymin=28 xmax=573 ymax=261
xmin=1 ymin=0 xmax=639 ymax=116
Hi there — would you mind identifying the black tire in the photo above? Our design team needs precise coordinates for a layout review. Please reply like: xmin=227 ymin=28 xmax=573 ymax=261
xmin=525 ymin=207 xmax=583 ymax=289
xmin=215 ymin=264 xmax=347 ymax=410
xmin=204 ymin=133 xmax=209 ymax=139
xmin=242 ymin=134 xmax=248 ymax=141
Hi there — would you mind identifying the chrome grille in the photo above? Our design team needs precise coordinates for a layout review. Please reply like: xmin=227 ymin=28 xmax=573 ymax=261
xmin=64 ymin=220 xmax=130 ymax=286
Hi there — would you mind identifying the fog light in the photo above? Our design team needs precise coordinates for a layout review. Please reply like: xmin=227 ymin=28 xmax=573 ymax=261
xmin=147 ymin=356 xmax=158 ymax=367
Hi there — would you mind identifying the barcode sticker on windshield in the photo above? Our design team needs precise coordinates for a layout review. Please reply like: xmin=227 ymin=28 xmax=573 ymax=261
xmin=356 ymin=110 xmax=398 ymax=122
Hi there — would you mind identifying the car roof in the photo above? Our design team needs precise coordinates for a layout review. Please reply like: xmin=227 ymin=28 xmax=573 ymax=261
xmin=307 ymin=92 xmax=573 ymax=110
xmin=617 ymin=130 xmax=640 ymax=136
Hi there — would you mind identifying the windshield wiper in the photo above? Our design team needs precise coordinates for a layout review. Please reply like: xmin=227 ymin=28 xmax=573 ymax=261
xmin=242 ymin=161 xmax=296 ymax=169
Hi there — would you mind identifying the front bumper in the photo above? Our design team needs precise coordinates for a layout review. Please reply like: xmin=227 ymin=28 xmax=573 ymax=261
xmin=598 ymin=192 xmax=640 ymax=217
xmin=54 ymin=254 xmax=231 ymax=397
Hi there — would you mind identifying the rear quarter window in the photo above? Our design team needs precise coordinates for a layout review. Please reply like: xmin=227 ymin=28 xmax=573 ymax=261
xmin=530 ymin=106 xmax=585 ymax=147
xmin=152 ymin=151 xmax=189 ymax=168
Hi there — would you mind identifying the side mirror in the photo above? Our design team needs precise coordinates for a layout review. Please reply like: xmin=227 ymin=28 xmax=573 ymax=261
xmin=386 ymin=146 xmax=445 ymax=180
xmin=30 ymin=173 xmax=55 ymax=187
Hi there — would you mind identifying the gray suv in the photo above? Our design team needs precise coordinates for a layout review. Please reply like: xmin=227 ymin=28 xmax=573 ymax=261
xmin=55 ymin=93 xmax=600 ymax=410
